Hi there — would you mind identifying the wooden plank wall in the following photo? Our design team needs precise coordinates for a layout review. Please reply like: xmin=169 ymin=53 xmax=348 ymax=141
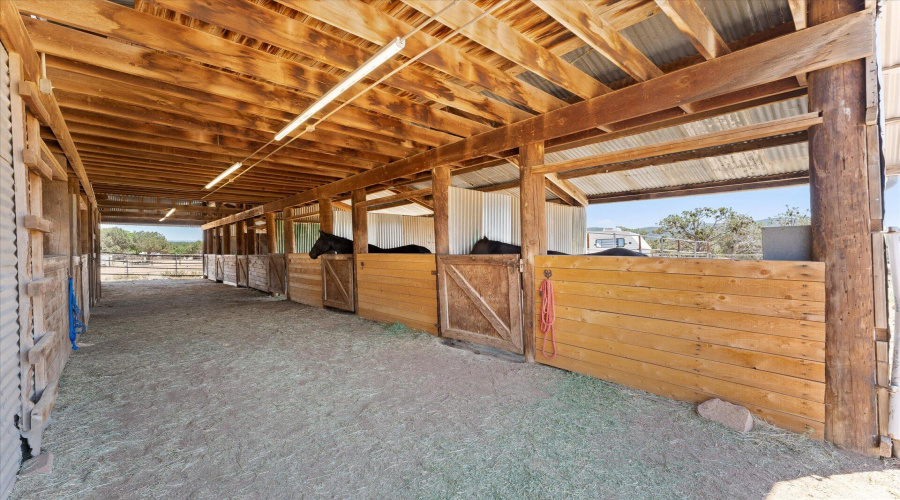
xmin=286 ymin=253 xmax=322 ymax=307
xmin=42 ymin=256 xmax=70 ymax=391
xmin=222 ymin=255 xmax=237 ymax=286
xmin=248 ymin=255 xmax=268 ymax=292
xmin=356 ymin=254 xmax=438 ymax=335
xmin=534 ymin=255 xmax=827 ymax=439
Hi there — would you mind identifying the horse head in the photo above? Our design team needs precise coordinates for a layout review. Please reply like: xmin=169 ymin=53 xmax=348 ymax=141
xmin=308 ymin=230 xmax=334 ymax=259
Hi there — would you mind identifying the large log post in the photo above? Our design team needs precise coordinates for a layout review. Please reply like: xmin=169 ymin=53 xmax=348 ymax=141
xmin=236 ymin=220 xmax=246 ymax=256
xmin=222 ymin=224 xmax=232 ymax=255
xmin=432 ymin=166 xmax=451 ymax=255
xmin=319 ymin=198 xmax=334 ymax=234
xmin=265 ymin=212 xmax=277 ymax=254
xmin=520 ymin=142 xmax=546 ymax=363
xmin=247 ymin=225 xmax=256 ymax=255
xmin=808 ymin=0 xmax=877 ymax=455
xmin=351 ymin=189 xmax=368 ymax=255
xmin=283 ymin=209 xmax=295 ymax=254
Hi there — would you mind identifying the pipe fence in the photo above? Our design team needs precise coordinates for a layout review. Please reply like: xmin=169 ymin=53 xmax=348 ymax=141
xmin=100 ymin=253 xmax=204 ymax=280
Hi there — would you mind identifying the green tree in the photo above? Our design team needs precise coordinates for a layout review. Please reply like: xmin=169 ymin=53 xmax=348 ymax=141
xmin=169 ymin=240 xmax=202 ymax=254
xmin=655 ymin=207 xmax=761 ymax=256
xmin=771 ymin=205 xmax=811 ymax=226
xmin=130 ymin=231 xmax=169 ymax=254
xmin=101 ymin=227 xmax=133 ymax=253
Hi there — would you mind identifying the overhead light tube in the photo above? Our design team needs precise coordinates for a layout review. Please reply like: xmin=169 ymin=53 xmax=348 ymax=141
xmin=274 ymin=37 xmax=406 ymax=141
xmin=159 ymin=207 xmax=176 ymax=222
xmin=204 ymin=162 xmax=243 ymax=190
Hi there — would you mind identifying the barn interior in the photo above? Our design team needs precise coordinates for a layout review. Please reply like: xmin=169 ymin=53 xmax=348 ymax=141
xmin=1 ymin=0 xmax=898 ymax=497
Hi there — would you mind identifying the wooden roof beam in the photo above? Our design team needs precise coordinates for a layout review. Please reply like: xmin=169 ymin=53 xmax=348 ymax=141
xmin=202 ymin=9 xmax=873 ymax=229
xmin=544 ymin=174 xmax=588 ymax=207
xmin=588 ymin=171 xmax=809 ymax=204
xmin=19 ymin=9 xmax=488 ymax=138
xmin=532 ymin=113 xmax=823 ymax=175
xmin=151 ymin=0 xmax=530 ymax=126
xmin=655 ymin=0 xmax=731 ymax=59
xmin=557 ymin=132 xmax=809 ymax=180
xmin=280 ymin=0 xmax=566 ymax=113
xmin=401 ymin=0 xmax=611 ymax=99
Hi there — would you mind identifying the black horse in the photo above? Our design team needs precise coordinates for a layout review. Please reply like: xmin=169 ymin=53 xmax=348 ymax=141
xmin=308 ymin=231 xmax=431 ymax=259
xmin=468 ymin=237 xmax=646 ymax=257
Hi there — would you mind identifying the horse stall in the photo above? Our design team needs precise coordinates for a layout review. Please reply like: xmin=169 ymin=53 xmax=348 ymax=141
xmin=236 ymin=256 xmax=249 ymax=288
xmin=248 ymin=255 xmax=269 ymax=292
xmin=222 ymin=255 xmax=237 ymax=286
xmin=436 ymin=187 xmax=585 ymax=353
xmin=534 ymin=255 xmax=826 ymax=438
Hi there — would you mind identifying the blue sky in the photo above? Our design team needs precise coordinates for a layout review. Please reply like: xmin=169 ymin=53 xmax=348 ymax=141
xmin=103 ymin=182 xmax=900 ymax=240
xmin=588 ymin=182 xmax=900 ymax=229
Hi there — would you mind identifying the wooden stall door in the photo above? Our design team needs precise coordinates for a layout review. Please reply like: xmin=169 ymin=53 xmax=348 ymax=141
xmin=268 ymin=254 xmax=287 ymax=295
xmin=214 ymin=255 xmax=224 ymax=282
xmin=236 ymin=256 xmax=248 ymax=287
xmin=321 ymin=254 xmax=355 ymax=311
xmin=437 ymin=255 xmax=523 ymax=353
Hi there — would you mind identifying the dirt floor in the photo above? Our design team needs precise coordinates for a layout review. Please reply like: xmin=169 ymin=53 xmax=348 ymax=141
xmin=11 ymin=280 xmax=900 ymax=499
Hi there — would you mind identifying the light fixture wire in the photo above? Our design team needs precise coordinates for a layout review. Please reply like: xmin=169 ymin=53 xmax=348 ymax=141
xmin=203 ymin=0 xmax=510 ymax=200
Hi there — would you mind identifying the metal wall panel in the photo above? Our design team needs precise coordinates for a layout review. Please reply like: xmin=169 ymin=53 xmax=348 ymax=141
xmin=0 ymin=41 xmax=22 ymax=500
xmin=448 ymin=187 xmax=586 ymax=255
xmin=449 ymin=186 xmax=483 ymax=254
xmin=402 ymin=216 xmax=435 ymax=252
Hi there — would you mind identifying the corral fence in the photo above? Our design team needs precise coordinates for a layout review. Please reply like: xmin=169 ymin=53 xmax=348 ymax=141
xmin=100 ymin=253 xmax=204 ymax=280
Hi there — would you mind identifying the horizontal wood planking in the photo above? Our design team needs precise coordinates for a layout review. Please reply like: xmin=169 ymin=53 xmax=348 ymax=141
xmin=356 ymin=254 xmax=438 ymax=335
xmin=538 ymin=279 xmax=824 ymax=321
xmin=538 ymin=353 xmax=824 ymax=439
xmin=538 ymin=267 xmax=824 ymax=302
xmin=287 ymin=253 xmax=322 ymax=308
xmin=534 ymin=255 xmax=826 ymax=437
xmin=539 ymin=255 xmax=825 ymax=282
xmin=248 ymin=255 xmax=268 ymax=292
xmin=222 ymin=255 xmax=237 ymax=286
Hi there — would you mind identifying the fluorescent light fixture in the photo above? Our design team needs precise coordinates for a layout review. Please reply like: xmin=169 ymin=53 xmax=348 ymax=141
xmin=159 ymin=207 xmax=176 ymax=222
xmin=274 ymin=37 xmax=405 ymax=141
xmin=204 ymin=162 xmax=243 ymax=190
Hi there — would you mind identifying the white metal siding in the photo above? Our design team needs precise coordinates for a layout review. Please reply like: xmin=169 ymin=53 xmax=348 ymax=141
xmin=0 ymin=41 xmax=21 ymax=500
xmin=448 ymin=187 xmax=586 ymax=255
xmin=329 ymin=209 xmax=433 ymax=251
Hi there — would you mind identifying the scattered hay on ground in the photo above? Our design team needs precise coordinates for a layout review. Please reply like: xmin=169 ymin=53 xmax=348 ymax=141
xmin=11 ymin=280 xmax=898 ymax=500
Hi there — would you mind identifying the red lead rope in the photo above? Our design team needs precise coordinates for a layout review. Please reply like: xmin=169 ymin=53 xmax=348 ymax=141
xmin=539 ymin=278 xmax=557 ymax=360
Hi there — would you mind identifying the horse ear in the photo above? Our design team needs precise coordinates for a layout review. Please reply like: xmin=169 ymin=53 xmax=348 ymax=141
xmin=319 ymin=230 xmax=325 ymax=235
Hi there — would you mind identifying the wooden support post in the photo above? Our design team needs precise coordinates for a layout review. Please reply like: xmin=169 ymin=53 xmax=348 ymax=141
xmin=432 ymin=166 xmax=451 ymax=255
xmin=236 ymin=220 xmax=246 ymax=256
xmin=808 ymin=0 xmax=878 ymax=455
xmin=201 ymin=229 xmax=208 ymax=278
xmin=319 ymin=198 xmax=333 ymax=234
xmin=247 ymin=226 xmax=256 ymax=255
xmin=265 ymin=212 xmax=277 ymax=254
xmin=222 ymin=224 xmax=232 ymax=255
xmin=351 ymin=189 xmax=367 ymax=256
xmin=283 ymin=209 xmax=295 ymax=254
xmin=520 ymin=142 xmax=546 ymax=363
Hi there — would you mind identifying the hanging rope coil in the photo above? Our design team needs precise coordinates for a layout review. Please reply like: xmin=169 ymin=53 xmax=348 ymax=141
xmin=539 ymin=278 xmax=557 ymax=360
xmin=68 ymin=277 xmax=87 ymax=350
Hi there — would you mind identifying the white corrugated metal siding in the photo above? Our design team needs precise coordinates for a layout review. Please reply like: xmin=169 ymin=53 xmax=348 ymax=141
xmin=0 ymin=41 xmax=22 ymax=500
xmin=448 ymin=187 xmax=586 ymax=254
xmin=328 ymin=209 xmax=434 ymax=251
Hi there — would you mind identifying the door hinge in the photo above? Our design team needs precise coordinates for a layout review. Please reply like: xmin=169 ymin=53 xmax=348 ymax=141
xmin=431 ymin=270 xmax=438 ymax=276
xmin=517 ymin=258 xmax=525 ymax=273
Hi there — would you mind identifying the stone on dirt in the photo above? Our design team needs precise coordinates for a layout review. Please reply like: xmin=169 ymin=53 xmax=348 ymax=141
xmin=697 ymin=399 xmax=753 ymax=433
xmin=21 ymin=451 xmax=53 ymax=476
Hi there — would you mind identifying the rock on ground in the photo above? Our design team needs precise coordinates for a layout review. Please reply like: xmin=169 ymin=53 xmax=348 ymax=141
xmin=698 ymin=398 xmax=754 ymax=433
